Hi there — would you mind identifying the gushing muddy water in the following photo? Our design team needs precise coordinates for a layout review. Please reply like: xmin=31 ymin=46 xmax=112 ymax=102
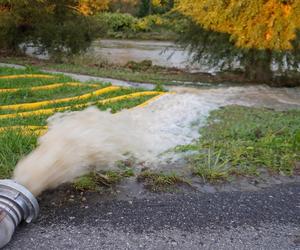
xmin=13 ymin=85 xmax=300 ymax=196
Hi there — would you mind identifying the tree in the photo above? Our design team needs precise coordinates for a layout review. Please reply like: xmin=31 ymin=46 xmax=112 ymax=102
xmin=0 ymin=0 xmax=109 ymax=59
xmin=177 ymin=0 xmax=300 ymax=50
xmin=177 ymin=0 xmax=300 ymax=84
xmin=109 ymin=0 xmax=140 ymax=15
xmin=138 ymin=0 xmax=174 ymax=17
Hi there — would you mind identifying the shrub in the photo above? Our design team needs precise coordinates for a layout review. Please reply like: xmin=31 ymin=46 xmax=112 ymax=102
xmin=95 ymin=12 xmax=138 ymax=33
xmin=135 ymin=15 xmax=165 ymax=32
xmin=93 ymin=12 xmax=186 ymax=40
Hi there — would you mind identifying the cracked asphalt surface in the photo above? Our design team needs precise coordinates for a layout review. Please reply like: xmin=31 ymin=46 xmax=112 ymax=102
xmin=4 ymin=182 xmax=300 ymax=250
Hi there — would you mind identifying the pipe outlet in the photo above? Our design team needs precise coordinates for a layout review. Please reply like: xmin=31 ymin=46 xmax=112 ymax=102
xmin=0 ymin=179 xmax=39 ymax=248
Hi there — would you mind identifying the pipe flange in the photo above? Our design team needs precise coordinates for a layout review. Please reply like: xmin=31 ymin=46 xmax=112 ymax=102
xmin=0 ymin=180 xmax=39 ymax=223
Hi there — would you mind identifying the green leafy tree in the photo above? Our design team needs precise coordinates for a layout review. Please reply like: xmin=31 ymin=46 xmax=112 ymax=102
xmin=0 ymin=0 xmax=108 ymax=59
xmin=138 ymin=0 xmax=174 ymax=17
xmin=138 ymin=0 xmax=151 ymax=16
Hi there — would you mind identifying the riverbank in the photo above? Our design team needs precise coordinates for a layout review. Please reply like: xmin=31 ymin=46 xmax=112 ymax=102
xmin=0 ymin=53 xmax=267 ymax=87
xmin=2 ymin=52 xmax=300 ymax=87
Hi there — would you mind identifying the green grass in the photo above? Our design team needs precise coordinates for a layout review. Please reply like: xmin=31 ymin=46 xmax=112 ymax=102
xmin=0 ymin=85 xmax=98 ymax=105
xmin=176 ymin=105 xmax=300 ymax=181
xmin=0 ymin=77 xmax=73 ymax=89
xmin=0 ymin=67 xmax=164 ymax=179
xmin=0 ymin=131 xmax=38 ymax=178
xmin=0 ymin=66 xmax=48 ymax=76
xmin=0 ymin=66 xmax=76 ymax=87
xmin=0 ymin=96 xmax=151 ymax=179
xmin=0 ymin=86 xmax=142 ymax=111
xmin=0 ymin=95 xmax=157 ymax=128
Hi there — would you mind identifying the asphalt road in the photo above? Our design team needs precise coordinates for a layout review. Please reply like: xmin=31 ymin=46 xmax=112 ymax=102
xmin=4 ymin=182 xmax=300 ymax=250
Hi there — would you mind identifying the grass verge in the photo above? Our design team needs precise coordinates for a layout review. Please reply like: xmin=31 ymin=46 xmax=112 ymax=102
xmin=175 ymin=105 xmax=300 ymax=181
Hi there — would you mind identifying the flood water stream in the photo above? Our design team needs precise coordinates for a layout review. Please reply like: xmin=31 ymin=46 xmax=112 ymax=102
xmin=87 ymin=39 xmax=205 ymax=72
xmin=25 ymin=39 xmax=210 ymax=72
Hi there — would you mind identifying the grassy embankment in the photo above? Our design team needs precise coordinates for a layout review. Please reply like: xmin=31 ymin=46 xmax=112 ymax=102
xmin=0 ymin=55 xmax=210 ymax=86
xmin=0 ymin=67 xmax=166 ymax=187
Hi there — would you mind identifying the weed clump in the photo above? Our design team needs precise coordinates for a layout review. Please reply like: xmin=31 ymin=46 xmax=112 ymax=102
xmin=72 ymin=169 xmax=135 ymax=191
xmin=137 ymin=170 xmax=190 ymax=192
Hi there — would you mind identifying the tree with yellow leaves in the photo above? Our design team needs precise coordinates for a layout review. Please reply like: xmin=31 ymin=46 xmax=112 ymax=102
xmin=177 ymin=0 xmax=300 ymax=51
xmin=76 ymin=0 xmax=109 ymax=16
xmin=177 ymin=0 xmax=300 ymax=85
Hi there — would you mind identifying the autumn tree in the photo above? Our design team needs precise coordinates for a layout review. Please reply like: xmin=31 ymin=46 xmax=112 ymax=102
xmin=0 ymin=0 xmax=108 ymax=59
xmin=177 ymin=0 xmax=300 ymax=85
